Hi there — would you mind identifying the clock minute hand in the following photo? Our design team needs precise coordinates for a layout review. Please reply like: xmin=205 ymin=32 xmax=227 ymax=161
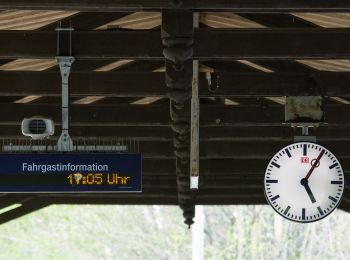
xmin=304 ymin=149 xmax=325 ymax=180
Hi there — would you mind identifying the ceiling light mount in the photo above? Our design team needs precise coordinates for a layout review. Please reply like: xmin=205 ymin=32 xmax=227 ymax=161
xmin=285 ymin=96 xmax=324 ymax=143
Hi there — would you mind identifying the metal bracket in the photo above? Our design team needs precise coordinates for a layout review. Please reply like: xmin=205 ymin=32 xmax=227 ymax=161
xmin=293 ymin=124 xmax=317 ymax=143
xmin=206 ymin=72 xmax=220 ymax=93
xmin=56 ymin=23 xmax=74 ymax=56
xmin=56 ymin=56 xmax=75 ymax=151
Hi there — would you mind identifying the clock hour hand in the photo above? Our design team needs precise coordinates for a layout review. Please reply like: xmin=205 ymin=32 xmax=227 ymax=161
xmin=300 ymin=178 xmax=316 ymax=203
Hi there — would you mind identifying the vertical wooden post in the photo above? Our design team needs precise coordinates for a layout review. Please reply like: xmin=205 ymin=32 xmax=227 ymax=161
xmin=162 ymin=9 xmax=195 ymax=227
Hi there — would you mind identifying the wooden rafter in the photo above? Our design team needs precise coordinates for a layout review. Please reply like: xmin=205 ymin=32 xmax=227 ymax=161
xmin=0 ymin=1 xmax=350 ymax=12
xmin=0 ymin=29 xmax=350 ymax=60
xmin=0 ymin=71 xmax=349 ymax=97
xmin=0 ymin=103 xmax=348 ymax=126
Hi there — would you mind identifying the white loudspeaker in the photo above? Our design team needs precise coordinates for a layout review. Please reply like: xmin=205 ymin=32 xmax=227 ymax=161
xmin=21 ymin=117 xmax=55 ymax=140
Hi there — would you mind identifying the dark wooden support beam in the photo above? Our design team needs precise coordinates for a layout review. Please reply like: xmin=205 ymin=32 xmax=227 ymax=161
xmin=0 ymin=72 xmax=166 ymax=96
xmin=202 ymin=72 xmax=350 ymax=97
xmin=239 ymin=13 xmax=317 ymax=28
xmin=4 ymin=125 xmax=350 ymax=140
xmin=0 ymin=199 xmax=49 ymax=225
xmin=1 ymin=29 xmax=350 ymax=59
xmin=0 ymin=30 xmax=162 ymax=59
xmin=0 ymin=195 xmax=266 ymax=209
xmin=202 ymin=61 xmax=258 ymax=73
xmin=42 ymin=195 xmax=179 ymax=205
xmin=194 ymin=28 xmax=350 ymax=60
xmin=339 ymin=199 xmax=350 ymax=213
xmin=0 ymin=195 xmax=35 ymax=209
xmin=236 ymin=13 xmax=318 ymax=73
xmin=0 ymin=1 xmax=349 ymax=12
xmin=1 ymin=184 xmax=349 ymax=218
xmin=112 ymin=61 xmax=165 ymax=72
xmin=15 ymin=193 xmax=267 ymax=206
xmin=1 ymin=71 xmax=350 ymax=97
xmin=195 ymin=196 xmax=267 ymax=205
xmin=42 ymin=12 xmax=131 ymax=30
xmin=0 ymin=195 xmax=267 ymax=206
xmin=143 ymin=158 xmax=350 ymax=176
xmin=0 ymin=13 xmax=132 ymax=73
xmin=0 ymin=104 xmax=171 ymax=126
xmin=2 ymin=187 xmax=350 ymax=211
xmin=102 ymin=139 xmax=350 ymax=158
xmin=249 ymin=60 xmax=316 ymax=73
xmin=162 ymin=9 xmax=195 ymax=227
xmin=0 ymin=13 xmax=131 ymax=75
xmin=47 ymin=60 xmax=120 ymax=72
xmin=1 ymin=104 xmax=350 ymax=126
xmin=140 ymin=140 xmax=350 ymax=159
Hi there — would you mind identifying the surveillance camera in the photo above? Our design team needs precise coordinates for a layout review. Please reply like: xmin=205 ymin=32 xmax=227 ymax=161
xmin=21 ymin=117 xmax=55 ymax=140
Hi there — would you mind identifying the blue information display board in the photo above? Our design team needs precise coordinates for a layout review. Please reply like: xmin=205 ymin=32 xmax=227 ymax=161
xmin=0 ymin=154 xmax=142 ymax=192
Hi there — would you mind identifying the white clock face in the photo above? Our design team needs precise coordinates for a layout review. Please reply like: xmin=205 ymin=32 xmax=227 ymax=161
xmin=264 ymin=142 xmax=344 ymax=223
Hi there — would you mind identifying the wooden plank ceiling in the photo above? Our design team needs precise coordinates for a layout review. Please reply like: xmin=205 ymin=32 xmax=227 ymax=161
xmin=0 ymin=9 xmax=350 ymax=225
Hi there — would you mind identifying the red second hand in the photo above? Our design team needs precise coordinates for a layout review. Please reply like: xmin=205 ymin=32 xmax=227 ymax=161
xmin=305 ymin=149 xmax=325 ymax=180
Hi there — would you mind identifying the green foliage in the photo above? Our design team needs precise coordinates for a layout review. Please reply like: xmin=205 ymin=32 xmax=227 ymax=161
xmin=0 ymin=205 xmax=191 ymax=260
xmin=203 ymin=206 xmax=350 ymax=260
xmin=0 ymin=205 xmax=349 ymax=259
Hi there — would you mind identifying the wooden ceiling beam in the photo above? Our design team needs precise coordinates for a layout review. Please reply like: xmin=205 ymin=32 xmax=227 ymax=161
xmin=0 ymin=1 xmax=349 ymax=12
xmin=3 ymin=196 xmax=350 ymax=218
xmin=3 ymin=192 xmax=350 ymax=208
xmin=1 ymin=29 xmax=350 ymax=59
xmin=0 ymin=199 xmax=49 ymax=225
xmin=1 ymin=71 xmax=350 ymax=97
xmin=0 ymin=103 xmax=335 ymax=126
xmin=0 ymin=103 xmax=350 ymax=126
xmin=238 ymin=13 xmax=317 ymax=28
xmin=41 ymin=12 xmax=131 ymax=30
xmin=146 ymin=158 xmax=350 ymax=174
xmin=3 ymin=125 xmax=350 ymax=140
xmin=110 ymin=60 xmax=165 ymax=72
xmin=0 ymin=196 xmax=267 ymax=206
xmin=234 ymin=13 xmax=319 ymax=73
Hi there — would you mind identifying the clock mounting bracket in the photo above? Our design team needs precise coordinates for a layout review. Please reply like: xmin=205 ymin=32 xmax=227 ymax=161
xmin=293 ymin=124 xmax=317 ymax=143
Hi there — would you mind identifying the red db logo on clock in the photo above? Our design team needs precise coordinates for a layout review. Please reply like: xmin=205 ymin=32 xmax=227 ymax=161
xmin=300 ymin=157 xmax=309 ymax=163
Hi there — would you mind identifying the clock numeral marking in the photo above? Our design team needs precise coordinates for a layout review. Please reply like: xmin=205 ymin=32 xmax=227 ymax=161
xmin=284 ymin=206 xmax=291 ymax=215
xmin=329 ymin=163 xmax=339 ymax=170
xmin=302 ymin=208 xmax=306 ymax=220
xmin=266 ymin=179 xmax=278 ymax=184
xmin=331 ymin=181 xmax=343 ymax=185
xmin=270 ymin=195 xmax=280 ymax=201
xmin=303 ymin=144 xmax=307 ymax=156
xmin=328 ymin=196 xmax=337 ymax=203
xmin=271 ymin=162 xmax=280 ymax=168
xmin=285 ymin=149 xmax=292 ymax=158
xmin=317 ymin=206 xmax=324 ymax=216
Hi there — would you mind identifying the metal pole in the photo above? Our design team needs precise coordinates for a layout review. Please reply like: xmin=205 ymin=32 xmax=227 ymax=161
xmin=57 ymin=56 xmax=75 ymax=151
xmin=192 ymin=205 xmax=204 ymax=260
xmin=190 ymin=13 xmax=200 ymax=190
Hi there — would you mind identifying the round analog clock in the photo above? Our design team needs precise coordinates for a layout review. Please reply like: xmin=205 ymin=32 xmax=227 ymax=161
xmin=264 ymin=142 xmax=344 ymax=223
